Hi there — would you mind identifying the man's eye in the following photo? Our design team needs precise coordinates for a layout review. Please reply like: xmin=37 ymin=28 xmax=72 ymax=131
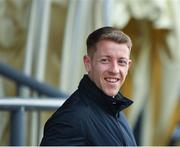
xmin=100 ymin=59 xmax=109 ymax=63
xmin=118 ymin=60 xmax=128 ymax=66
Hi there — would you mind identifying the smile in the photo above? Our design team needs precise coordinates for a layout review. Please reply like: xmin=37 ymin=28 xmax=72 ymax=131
xmin=104 ymin=77 xmax=120 ymax=83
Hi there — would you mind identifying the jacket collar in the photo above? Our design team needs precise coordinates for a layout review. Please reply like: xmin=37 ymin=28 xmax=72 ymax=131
xmin=78 ymin=75 xmax=133 ymax=117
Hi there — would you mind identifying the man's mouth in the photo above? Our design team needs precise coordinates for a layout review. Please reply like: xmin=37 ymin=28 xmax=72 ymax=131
xmin=104 ymin=77 xmax=120 ymax=83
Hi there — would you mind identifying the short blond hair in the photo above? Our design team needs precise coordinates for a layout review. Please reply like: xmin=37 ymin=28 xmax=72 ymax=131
xmin=86 ymin=27 xmax=132 ymax=57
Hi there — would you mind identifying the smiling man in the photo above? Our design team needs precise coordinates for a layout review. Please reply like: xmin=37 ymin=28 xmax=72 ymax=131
xmin=40 ymin=27 xmax=137 ymax=146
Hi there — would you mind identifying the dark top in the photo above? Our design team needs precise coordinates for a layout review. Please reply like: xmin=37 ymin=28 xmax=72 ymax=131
xmin=40 ymin=75 xmax=136 ymax=146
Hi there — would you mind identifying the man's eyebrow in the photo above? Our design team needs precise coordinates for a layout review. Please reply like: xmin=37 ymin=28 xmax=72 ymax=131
xmin=100 ymin=55 xmax=112 ymax=58
xmin=118 ymin=57 xmax=129 ymax=60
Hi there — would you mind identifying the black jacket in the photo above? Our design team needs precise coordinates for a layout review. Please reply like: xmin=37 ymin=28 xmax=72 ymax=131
xmin=40 ymin=75 xmax=136 ymax=146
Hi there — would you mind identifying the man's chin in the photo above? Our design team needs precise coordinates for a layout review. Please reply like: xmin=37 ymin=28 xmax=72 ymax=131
xmin=104 ymin=91 xmax=118 ymax=97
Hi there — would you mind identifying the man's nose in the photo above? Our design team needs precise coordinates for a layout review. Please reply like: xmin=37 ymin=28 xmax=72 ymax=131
xmin=109 ymin=61 xmax=119 ymax=74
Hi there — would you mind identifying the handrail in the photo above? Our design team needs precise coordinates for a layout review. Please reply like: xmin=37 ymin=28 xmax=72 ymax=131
xmin=0 ymin=62 xmax=68 ymax=97
xmin=0 ymin=98 xmax=65 ymax=110
xmin=0 ymin=62 xmax=68 ymax=146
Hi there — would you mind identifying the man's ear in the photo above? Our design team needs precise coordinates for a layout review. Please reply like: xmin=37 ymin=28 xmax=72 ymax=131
xmin=83 ymin=55 xmax=91 ymax=72
xmin=128 ymin=59 xmax=132 ymax=68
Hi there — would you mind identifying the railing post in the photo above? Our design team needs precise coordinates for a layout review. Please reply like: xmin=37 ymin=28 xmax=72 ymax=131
xmin=10 ymin=107 xmax=25 ymax=146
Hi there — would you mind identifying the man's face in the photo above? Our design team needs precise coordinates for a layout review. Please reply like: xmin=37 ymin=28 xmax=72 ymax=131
xmin=84 ymin=40 xmax=132 ymax=97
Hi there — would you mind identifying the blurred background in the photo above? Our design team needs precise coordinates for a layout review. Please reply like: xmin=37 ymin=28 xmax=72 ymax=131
xmin=0 ymin=0 xmax=180 ymax=146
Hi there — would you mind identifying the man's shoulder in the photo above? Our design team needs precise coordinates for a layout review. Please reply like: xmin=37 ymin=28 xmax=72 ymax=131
xmin=61 ymin=90 xmax=89 ymax=111
xmin=48 ymin=90 xmax=89 ymax=122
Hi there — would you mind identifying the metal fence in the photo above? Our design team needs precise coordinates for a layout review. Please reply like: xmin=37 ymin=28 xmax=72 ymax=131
xmin=0 ymin=98 xmax=65 ymax=146
xmin=0 ymin=62 xmax=68 ymax=145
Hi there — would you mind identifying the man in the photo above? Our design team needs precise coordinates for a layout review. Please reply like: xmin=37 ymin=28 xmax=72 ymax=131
xmin=40 ymin=27 xmax=136 ymax=146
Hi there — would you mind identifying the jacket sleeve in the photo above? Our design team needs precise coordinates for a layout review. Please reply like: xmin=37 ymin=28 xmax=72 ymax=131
xmin=40 ymin=111 xmax=86 ymax=146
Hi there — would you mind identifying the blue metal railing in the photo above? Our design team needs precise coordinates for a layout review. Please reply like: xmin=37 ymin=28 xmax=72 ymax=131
xmin=0 ymin=62 xmax=68 ymax=146
xmin=0 ymin=63 xmax=67 ymax=97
